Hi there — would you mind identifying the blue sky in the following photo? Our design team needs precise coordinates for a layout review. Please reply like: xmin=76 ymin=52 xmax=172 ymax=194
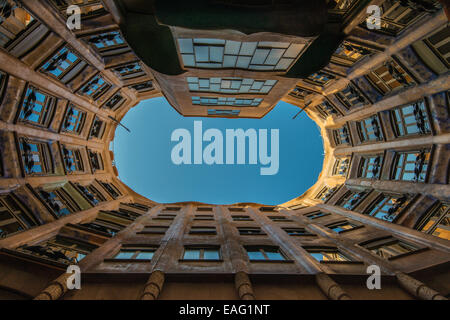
xmin=113 ymin=97 xmax=324 ymax=205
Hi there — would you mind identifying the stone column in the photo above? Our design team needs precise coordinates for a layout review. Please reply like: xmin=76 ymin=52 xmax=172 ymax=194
xmin=234 ymin=271 xmax=255 ymax=300
xmin=140 ymin=270 xmax=165 ymax=300
xmin=34 ymin=273 xmax=71 ymax=300
xmin=315 ymin=273 xmax=351 ymax=300
xmin=396 ymin=272 xmax=447 ymax=300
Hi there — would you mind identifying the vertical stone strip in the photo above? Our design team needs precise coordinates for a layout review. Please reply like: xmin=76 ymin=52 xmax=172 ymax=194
xmin=315 ymin=273 xmax=351 ymax=300
xmin=140 ymin=270 xmax=165 ymax=300
xmin=34 ymin=273 xmax=71 ymax=300
xmin=396 ymin=272 xmax=447 ymax=300
xmin=235 ymin=271 xmax=255 ymax=300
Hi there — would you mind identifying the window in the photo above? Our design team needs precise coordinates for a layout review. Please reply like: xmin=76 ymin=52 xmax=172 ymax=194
xmin=104 ymin=93 xmax=125 ymax=111
xmin=187 ymin=77 xmax=277 ymax=94
xmin=19 ymin=138 xmax=53 ymax=175
xmin=114 ymin=247 xmax=156 ymax=260
xmin=197 ymin=207 xmax=213 ymax=212
xmin=366 ymin=60 xmax=415 ymax=95
xmin=18 ymin=86 xmax=56 ymax=127
xmin=245 ymin=246 xmax=288 ymax=261
xmin=365 ymin=194 xmax=409 ymax=222
xmin=183 ymin=246 xmax=221 ymax=260
xmin=228 ymin=207 xmax=245 ymax=212
xmin=364 ymin=0 xmax=434 ymax=35
xmin=332 ymin=41 xmax=373 ymax=66
xmin=124 ymin=203 xmax=150 ymax=212
xmin=332 ymin=158 xmax=350 ymax=176
xmin=337 ymin=190 xmax=369 ymax=211
xmin=113 ymin=62 xmax=144 ymax=80
xmin=327 ymin=221 xmax=360 ymax=233
xmin=306 ymin=248 xmax=352 ymax=262
xmin=192 ymin=96 xmax=263 ymax=107
xmin=391 ymin=101 xmax=431 ymax=137
xmin=358 ymin=155 xmax=383 ymax=179
xmin=238 ymin=227 xmax=265 ymax=235
xmin=361 ymin=237 xmax=421 ymax=259
xmin=356 ymin=116 xmax=384 ymax=142
xmin=88 ymin=150 xmax=103 ymax=172
xmin=61 ymin=145 xmax=83 ymax=174
xmin=178 ymin=38 xmax=305 ymax=71
xmin=315 ymin=186 xmax=339 ymax=202
xmin=89 ymin=117 xmax=106 ymax=139
xmin=62 ymin=105 xmax=86 ymax=135
xmin=0 ymin=194 xmax=38 ymax=238
xmin=288 ymin=204 xmax=306 ymax=210
xmin=38 ymin=188 xmax=79 ymax=218
xmin=208 ymin=109 xmax=240 ymax=116
xmin=138 ymin=225 xmax=170 ymax=235
xmin=392 ymin=150 xmax=430 ymax=182
xmin=0 ymin=2 xmax=35 ymax=48
xmin=100 ymin=181 xmax=121 ymax=199
xmin=189 ymin=226 xmax=217 ymax=235
xmin=19 ymin=236 xmax=95 ymax=264
xmin=316 ymin=100 xmax=339 ymax=119
xmin=162 ymin=207 xmax=181 ymax=212
xmin=106 ymin=209 xmax=140 ymax=221
xmin=305 ymin=211 xmax=330 ymax=220
xmin=306 ymin=71 xmax=336 ymax=86
xmin=40 ymin=46 xmax=82 ymax=80
xmin=268 ymin=216 xmax=292 ymax=222
xmin=335 ymin=84 xmax=368 ymax=109
xmin=194 ymin=215 xmax=214 ymax=221
xmin=49 ymin=0 xmax=104 ymax=17
xmin=154 ymin=214 xmax=176 ymax=221
xmin=74 ymin=183 xmax=105 ymax=206
xmin=232 ymin=215 xmax=253 ymax=221
xmin=260 ymin=206 xmax=278 ymax=212
xmin=129 ymin=81 xmax=153 ymax=93
xmin=80 ymin=75 xmax=111 ymax=100
xmin=416 ymin=203 xmax=450 ymax=240
xmin=88 ymin=31 xmax=124 ymax=51
xmin=80 ymin=221 xmax=121 ymax=237
xmin=412 ymin=25 xmax=449 ymax=74
xmin=333 ymin=126 xmax=350 ymax=145
xmin=283 ymin=228 xmax=313 ymax=236
xmin=289 ymin=87 xmax=313 ymax=100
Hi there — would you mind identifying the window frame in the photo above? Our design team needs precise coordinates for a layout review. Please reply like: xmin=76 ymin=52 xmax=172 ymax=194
xmin=244 ymin=245 xmax=290 ymax=262
xmin=181 ymin=245 xmax=222 ymax=261
xmin=415 ymin=202 xmax=450 ymax=240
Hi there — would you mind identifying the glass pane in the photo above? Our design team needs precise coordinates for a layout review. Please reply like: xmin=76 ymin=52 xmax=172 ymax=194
xmin=184 ymin=249 xmax=200 ymax=260
xmin=247 ymin=250 xmax=265 ymax=260
xmin=136 ymin=251 xmax=154 ymax=260
xmin=203 ymin=249 xmax=220 ymax=260
xmin=115 ymin=251 xmax=134 ymax=259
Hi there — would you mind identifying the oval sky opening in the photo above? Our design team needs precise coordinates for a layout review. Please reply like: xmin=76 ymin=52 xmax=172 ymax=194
xmin=114 ymin=97 xmax=324 ymax=205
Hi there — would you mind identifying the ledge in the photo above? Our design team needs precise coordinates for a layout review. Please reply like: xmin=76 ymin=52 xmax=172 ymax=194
xmin=178 ymin=259 xmax=223 ymax=263
xmin=103 ymin=259 xmax=152 ymax=263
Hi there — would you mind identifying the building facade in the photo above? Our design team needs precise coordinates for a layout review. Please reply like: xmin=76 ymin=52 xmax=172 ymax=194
xmin=0 ymin=0 xmax=449 ymax=300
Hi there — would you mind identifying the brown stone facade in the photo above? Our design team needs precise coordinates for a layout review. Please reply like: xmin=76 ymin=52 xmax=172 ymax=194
xmin=0 ymin=0 xmax=448 ymax=300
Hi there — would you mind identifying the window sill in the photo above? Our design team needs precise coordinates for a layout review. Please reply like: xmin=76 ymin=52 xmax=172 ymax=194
xmin=387 ymin=247 xmax=429 ymax=261
xmin=249 ymin=260 xmax=295 ymax=264
xmin=103 ymin=259 xmax=152 ymax=263
xmin=319 ymin=260 xmax=364 ymax=265
xmin=136 ymin=231 xmax=166 ymax=235
xmin=178 ymin=259 xmax=223 ymax=263
xmin=336 ymin=225 xmax=365 ymax=234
